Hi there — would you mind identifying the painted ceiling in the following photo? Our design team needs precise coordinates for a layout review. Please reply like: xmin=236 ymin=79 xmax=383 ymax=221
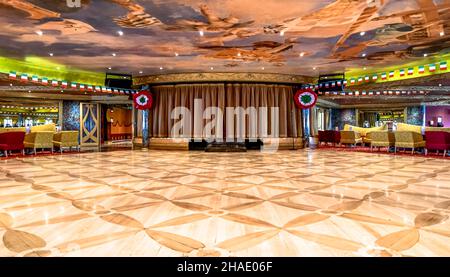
xmin=0 ymin=0 xmax=449 ymax=78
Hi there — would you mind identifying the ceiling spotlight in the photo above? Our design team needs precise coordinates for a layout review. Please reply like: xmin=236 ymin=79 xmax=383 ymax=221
xmin=117 ymin=30 xmax=124 ymax=36
xmin=36 ymin=30 xmax=43 ymax=36
xmin=175 ymin=52 xmax=179 ymax=57
xmin=440 ymin=31 xmax=445 ymax=37
xmin=199 ymin=30 xmax=204 ymax=36
xmin=49 ymin=53 xmax=54 ymax=56
xmin=108 ymin=67 xmax=112 ymax=70
xmin=299 ymin=52 xmax=305 ymax=57
xmin=112 ymin=53 xmax=117 ymax=57
xmin=360 ymin=31 xmax=366 ymax=36
xmin=362 ymin=53 xmax=367 ymax=57
xmin=423 ymin=53 xmax=428 ymax=57
xmin=139 ymin=71 xmax=143 ymax=74
xmin=159 ymin=67 xmax=163 ymax=70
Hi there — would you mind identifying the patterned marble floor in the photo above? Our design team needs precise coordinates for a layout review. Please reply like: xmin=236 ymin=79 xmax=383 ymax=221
xmin=0 ymin=149 xmax=449 ymax=257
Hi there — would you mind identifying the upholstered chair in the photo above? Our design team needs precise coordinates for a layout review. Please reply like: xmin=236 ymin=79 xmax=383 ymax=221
xmin=425 ymin=131 xmax=450 ymax=156
xmin=394 ymin=131 xmax=426 ymax=154
xmin=339 ymin=131 xmax=362 ymax=146
xmin=370 ymin=131 xmax=395 ymax=152
xmin=0 ymin=131 xmax=26 ymax=157
xmin=24 ymin=131 xmax=55 ymax=154
xmin=53 ymin=131 xmax=80 ymax=153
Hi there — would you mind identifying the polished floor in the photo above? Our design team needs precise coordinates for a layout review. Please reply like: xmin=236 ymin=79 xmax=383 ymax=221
xmin=0 ymin=149 xmax=449 ymax=257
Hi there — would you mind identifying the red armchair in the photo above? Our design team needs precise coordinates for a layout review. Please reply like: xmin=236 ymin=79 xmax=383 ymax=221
xmin=425 ymin=131 xmax=450 ymax=156
xmin=0 ymin=131 xmax=26 ymax=157
xmin=318 ymin=130 xmax=340 ymax=146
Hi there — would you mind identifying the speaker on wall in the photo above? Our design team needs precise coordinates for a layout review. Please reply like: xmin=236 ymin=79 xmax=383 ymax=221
xmin=105 ymin=73 xmax=132 ymax=89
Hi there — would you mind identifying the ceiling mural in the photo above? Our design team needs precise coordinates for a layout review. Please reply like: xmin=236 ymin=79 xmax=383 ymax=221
xmin=0 ymin=0 xmax=449 ymax=77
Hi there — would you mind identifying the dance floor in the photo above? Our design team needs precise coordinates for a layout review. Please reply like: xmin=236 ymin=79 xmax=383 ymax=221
xmin=0 ymin=149 xmax=449 ymax=257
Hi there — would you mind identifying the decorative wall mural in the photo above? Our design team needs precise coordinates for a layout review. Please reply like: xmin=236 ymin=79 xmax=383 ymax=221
xmin=0 ymin=0 xmax=449 ymax=76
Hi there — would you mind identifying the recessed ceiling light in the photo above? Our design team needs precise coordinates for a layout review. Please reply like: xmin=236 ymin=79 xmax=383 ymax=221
xmin=159 ymin=67 xmax=163 ymax=70
xmin=299 ymin=52 xmax=305 ymax=57
xmin=440 ymin=31 xmax=445 ymax=37
xmin=199 ymin=30 xmax=204 ymax=36
xmin=36 ymin=30 xmax=43 ymax=36
xmin=360 ymin=31 xmax=366 ymax=36
xmin=49 ymin=53 xmax=54 ymax=56
xmin=362 ymin=53 xmax=367 ymax=57
xmin=139 ymin=71 xmax=143 ymax=74
xmin=108 ymin=67 xmax=112 ymax=70
xmin=175 ymin=52 xmax=179 ymax=57
xmin=117 ymin=30 xmax=124 ymax=36
xmin=112 ymin=53 xmax=117 ymax=57
xmin=423 ymin=53 xmax=428 ymax=57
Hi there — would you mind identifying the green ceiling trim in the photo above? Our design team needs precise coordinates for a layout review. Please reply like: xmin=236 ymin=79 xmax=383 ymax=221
xmin=0 ymin=56 xmax=105 ymax=85
xmin=345 ymin=54 xmax=450 ymax=86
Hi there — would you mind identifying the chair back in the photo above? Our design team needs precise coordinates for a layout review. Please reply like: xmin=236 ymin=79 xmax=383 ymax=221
xmin=394 ymin=131 xmax=423 ymax=143
xmin=0 ymin=131 xmax=26 ymax=148
xmin=340 ymin=131 xmax=356 ymax=140
xmin=371 ymin=131 xmax=394 ymax=143
xmin=425 ymin=131 xmax=450 ymax=149
xmin=61 ymin=131 xmax=79 ymax=144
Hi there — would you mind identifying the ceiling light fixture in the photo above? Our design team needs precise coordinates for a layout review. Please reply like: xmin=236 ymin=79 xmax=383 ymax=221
xmin=36 ymin=30 xmax=43 ymax=36
xmin=237 ymin=52 xmax=241 ymax=57
xmin=175 ymin=52 xmax=179 ymax=57
xmin=139 ymin=71 xmax=143 ymax=74
xmin=262 ymin=67 xmax=265 ymax=70
xmin=360 ymin=31 xmax=366 ymax=36
xmin=199 ymin=30 xmax=204 ymax=36
xmin=112 ymin=53 xmax=117 ymax=57
xmin=108 ymin=67 xmax=112 ymax=70
xmin=159 ymin=67 xmax=163 ymax=70
xmin=49 ymin=53 xmax=54 ymax=56
xmin=117 ymin=30 xmax=124 ymax=36
xmin=440 ymin=31 xmax=445 ymax=37
xmin=313 ymin=67 xmax=317 ymax=70
xmin=9 ymin=83 xmax=12 ymax=86
xmin=210 ymin=67 xmax=214 ymax=70
xmin=362 ymin=53 xmax=366 ymax=57
xmin=299 ymin=52 xmax=305 ymax=57
xmin=423 ymin=53 xmax=428 ymax=57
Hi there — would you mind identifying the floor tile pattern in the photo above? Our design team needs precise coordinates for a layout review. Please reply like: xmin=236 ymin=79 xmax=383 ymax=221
xmin=0 ymin=149 xmax=449 ymax=257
